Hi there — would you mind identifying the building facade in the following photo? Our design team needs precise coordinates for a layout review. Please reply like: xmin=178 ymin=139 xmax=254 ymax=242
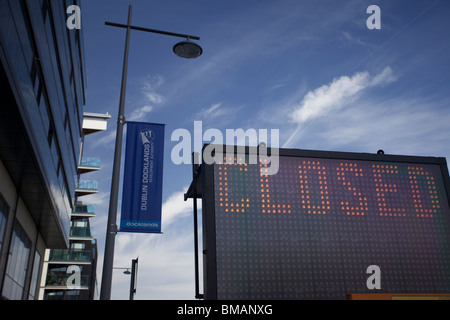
xmin=39 ymin=112 xmax=110 ymax=300
xmin=0 ymin=0 xmax=87 ymax=299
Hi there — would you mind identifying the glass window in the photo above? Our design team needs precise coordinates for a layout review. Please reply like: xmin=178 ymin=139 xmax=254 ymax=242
xmin=45 ymin=291 xmax=64 ymax=300
xmin=72 ymin=218 xmax=88 ymax=228
xmin=9 ymin=0 xmax=35 ymax=72
xmin=49 ymin=128 xmax=59 ymax=170
xmin=28 ymin=252 xmax=42 ymax=300
xmin=41 ymin=0 xmax=48 ymax=21
xmin=45 ymin=290 xmax=80 ymax=300
xmin=70 ymin=242 xmax=85 ymax=250
xmin=0 ymin=196 xmax=9 ymax=254
xmin=33 ymin=69 xmax=42 ymax=102
xmin=38 ymin=90 xmax=51 ymax=137
xmin=2 ymin=221 xmax=31 ymax=300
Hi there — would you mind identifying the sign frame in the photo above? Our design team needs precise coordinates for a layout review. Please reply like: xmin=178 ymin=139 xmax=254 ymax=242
xmin=197 ymin=144 xmax=450 ymax=300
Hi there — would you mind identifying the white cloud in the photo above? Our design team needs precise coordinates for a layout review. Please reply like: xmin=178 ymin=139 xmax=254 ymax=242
xmin=143 ymin=90 xmax=163 ymax=105
xmin=291 ymin=67 xmax=395 ymax=124
xmin=128 ymin=105 xmax=153 ymax=121
xmin=313 ymin=97 xmax=450 ymax=158
xmin=281 ymin=78 xmax=450 ymax=162
xmin=193 ymin=102 xmax=243 ymax=128
xmin=196 ymin=102 xmax=235 ymax=123
xmin=141 ymin=76 xmax=164 ymax=104
xmin=126 ymin=76 xmax=164 ymax=122
xmin=284 ymin=67 xmax=396 ymax=147
xmin=200 ymin=103 xmax=223 ymax=120
xmin=162 ymin=187 xmax=201 ymax=228
xmin=92 ymin=129 xmax=116 ymax=147
xmin=341 ymin=31 xmax=378 ymax=52
xmin=370 ymin=66 xmax=397 ymax=87
xmin=112 ymin=230 xmax=196 ymax=300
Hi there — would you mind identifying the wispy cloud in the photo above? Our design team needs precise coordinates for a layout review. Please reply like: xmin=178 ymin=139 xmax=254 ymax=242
xmin=162 ymin=187 xmax=201 ymax=228
xmin=284 ymin=67 xmax=396 ymax=147
xmin=312 ymin=96 xmax=450 ymax=157
xmin=193 ymin=102 xmax=242 ymax=128
xmin=127 ymin=76 xmax=164 ymax=122
xmin=198 ymin=102 xmax=223 ymax=120
xmin=141 ymin=76 xmax=164 ymax=105
xmin=341 ymin=31 xmax=378 ymax=52
xmin=128 ymin=105 xmax=153 ymax=121
xmin=291 ymin=66 xmax=395 ymax=124
xmin=280 ymin=66 xmax=450 ymax=161
xmin=92 ymin=129 xmax=116 ymax=147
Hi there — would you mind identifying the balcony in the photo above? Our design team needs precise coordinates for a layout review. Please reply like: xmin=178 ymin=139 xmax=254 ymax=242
xmin=48 ymin=249 xmax=92 ymax=265
xmin=72 ymin=204 xmax=96 ymax=218
xmin=78 ymin=157 xmax=101 ymax=174
xmin=69 ymin=227 xmax=94 ymax=241
xmin=45 ymin=273 xmax=90 ymax=290
xmin=44 ymin=291 xmax=82 ymax=300
xmin=82 ymin=112 xmax=111 ymax=135
xmin=75 ymin=180 xmax=98 ymax=197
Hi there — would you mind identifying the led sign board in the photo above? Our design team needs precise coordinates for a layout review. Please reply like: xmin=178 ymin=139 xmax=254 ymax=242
xmin=199 ymin=146 xmax=450 ymax=300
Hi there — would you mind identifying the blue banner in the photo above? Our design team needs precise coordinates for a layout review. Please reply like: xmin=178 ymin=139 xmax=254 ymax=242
xmin=120 ymin=122 xmax=165 ymax=233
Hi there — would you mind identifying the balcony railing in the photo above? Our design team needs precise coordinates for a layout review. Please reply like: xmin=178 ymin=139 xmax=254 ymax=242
xmin=48 ymin=249 xmax=91 ymax=263
xmin=75 ymin=180 xmax=98 ymax=196
xmin=76 ymin=180 xmax=98 ymax=191
xmin=69 ymin=227 xmax=93 ymax=239
xmin=80 ymin=157 xmax=100 ymax=168
xmin=78 ymin=158 xmax=101 ymax=174
xmin=72 ymin=204 xmax=96 ymax=217
xmin=46 ymin=274 xmax=90 ymax=289
xmin=45 ymin=291 xmax=81 ymax=300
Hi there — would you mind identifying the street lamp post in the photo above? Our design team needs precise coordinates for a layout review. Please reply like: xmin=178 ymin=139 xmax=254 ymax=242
xmin=129 ymin=258 xmax=138 ymax=300
xmin=100 ymin=5 xmax=202 ymax=300
xmin=113 ymin=257 xmax=138 ymax=300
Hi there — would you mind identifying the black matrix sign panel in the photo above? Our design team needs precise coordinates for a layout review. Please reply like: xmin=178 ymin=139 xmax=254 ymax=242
xmin=211 ymin=152 xmax=450 ymax=299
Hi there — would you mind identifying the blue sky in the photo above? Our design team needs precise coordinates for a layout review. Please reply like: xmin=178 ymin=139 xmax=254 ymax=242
xmin=79 ymin=0 xmax=450 ymax=299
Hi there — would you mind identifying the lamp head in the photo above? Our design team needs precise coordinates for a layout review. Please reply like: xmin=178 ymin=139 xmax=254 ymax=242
xmin=173 ymin=39 xmax=203 ymax=59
